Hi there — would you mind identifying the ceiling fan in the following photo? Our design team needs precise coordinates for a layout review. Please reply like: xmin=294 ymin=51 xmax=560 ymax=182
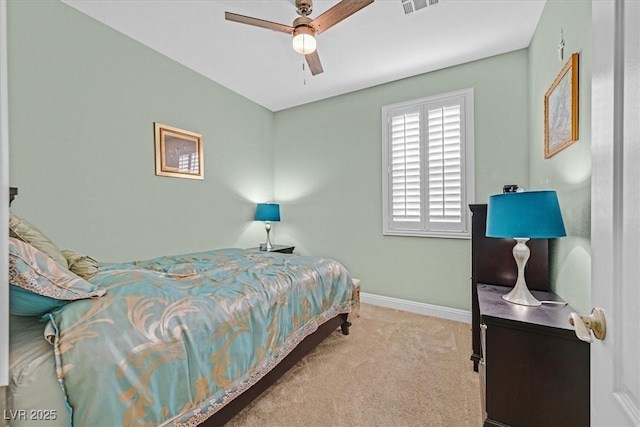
xmin=225 ymin=0 xmax=374 ymax=76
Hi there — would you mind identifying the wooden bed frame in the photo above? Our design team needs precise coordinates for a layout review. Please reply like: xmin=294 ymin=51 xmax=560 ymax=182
xmin=204 ymin=314 xmax=351 ymax=425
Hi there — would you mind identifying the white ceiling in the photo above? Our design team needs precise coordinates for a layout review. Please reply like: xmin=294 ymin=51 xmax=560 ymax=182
xmin=62 ymin=0 xmax=546 ymax=112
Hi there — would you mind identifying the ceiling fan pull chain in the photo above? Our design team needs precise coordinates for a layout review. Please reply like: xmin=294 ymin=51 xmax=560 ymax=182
xmin=303 ymin=59 xmax=307 ymax=85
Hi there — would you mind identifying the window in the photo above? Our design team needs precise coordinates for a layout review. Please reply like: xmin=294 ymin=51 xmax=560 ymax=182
xmin=382 ymin=88 xmax=475 ymax=238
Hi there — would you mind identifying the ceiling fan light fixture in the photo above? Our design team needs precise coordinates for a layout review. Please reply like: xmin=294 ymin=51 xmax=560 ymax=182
xmin=292 ymin=26 xmax=316 ymax=55
xmin=226 ymin=0 xmax=373 ymax=75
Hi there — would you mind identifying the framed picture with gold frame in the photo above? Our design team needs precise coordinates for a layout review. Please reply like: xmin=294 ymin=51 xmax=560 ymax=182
xmin=544 ymin=52 xmax=579 ymax=158
xmin=154 ymin=123 xmax=203 ymax=180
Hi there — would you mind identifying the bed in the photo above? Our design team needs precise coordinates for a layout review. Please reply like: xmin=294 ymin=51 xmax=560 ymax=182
xmin=6 ymin=214 xmax=357 ymax=426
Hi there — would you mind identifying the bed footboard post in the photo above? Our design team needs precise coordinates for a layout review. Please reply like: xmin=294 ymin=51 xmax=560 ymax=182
xmin=340 ymin=314 xmax=351 ymax=335
xmin=1 ymin=386 xmax=9 ymax=427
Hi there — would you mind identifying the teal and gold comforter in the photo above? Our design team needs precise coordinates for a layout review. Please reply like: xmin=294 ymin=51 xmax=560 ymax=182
xmin=44 ymin=248 xmax=356 ymax=426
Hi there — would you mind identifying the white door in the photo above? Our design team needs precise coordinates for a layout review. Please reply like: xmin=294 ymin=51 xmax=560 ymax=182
xmin=0 ymin=0 xmax=10 ymax=390
xmin=591 ymin=0 xmax=640 ymax=424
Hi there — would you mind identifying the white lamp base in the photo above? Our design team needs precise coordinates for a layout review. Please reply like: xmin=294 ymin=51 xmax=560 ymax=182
xmin=501 ymin=238 xmax=542 ymax=307
xmin=265 ymin=221 xmax=273 ymax=251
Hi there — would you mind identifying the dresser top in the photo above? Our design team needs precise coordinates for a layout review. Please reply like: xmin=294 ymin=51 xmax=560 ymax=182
xmin=477 ymin=283 xmax=575 ymax=332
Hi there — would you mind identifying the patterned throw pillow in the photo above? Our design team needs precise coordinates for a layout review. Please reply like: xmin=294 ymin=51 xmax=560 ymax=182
xmin=9 ymin=213 xmax=68 ymax=268
xmin=62 ymin=249 xmax=100 ymax=279
xmin=9 ymin=238 xmax=105 ymax=316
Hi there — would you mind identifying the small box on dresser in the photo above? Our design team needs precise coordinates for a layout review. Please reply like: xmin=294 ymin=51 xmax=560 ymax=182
xmin=478 ymin=284 xmax=589 ymax=427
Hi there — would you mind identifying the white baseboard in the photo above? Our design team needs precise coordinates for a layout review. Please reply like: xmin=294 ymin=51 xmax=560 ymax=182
xmin=360 ymin=292 xmax=471 ymax=324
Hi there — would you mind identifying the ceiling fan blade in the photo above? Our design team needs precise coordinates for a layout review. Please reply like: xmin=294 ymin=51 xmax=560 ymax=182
xmin=310 ymin=0 xmax=374 ymax=35
xmin=305 ymin=50 xmax=324 ymax=75
xmin=225 ymin=12 xmax=294 ymax=34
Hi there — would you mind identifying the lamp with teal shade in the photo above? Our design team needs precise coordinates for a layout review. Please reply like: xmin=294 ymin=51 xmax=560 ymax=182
xmin=255 ymin=203 xmax=280 ymax=251
xmin=486 ymin=190 xmax=566 ymax=306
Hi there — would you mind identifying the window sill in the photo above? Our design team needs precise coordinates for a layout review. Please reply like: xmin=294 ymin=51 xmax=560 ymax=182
xmin=383 ymin=230 xmax=471 ymax=239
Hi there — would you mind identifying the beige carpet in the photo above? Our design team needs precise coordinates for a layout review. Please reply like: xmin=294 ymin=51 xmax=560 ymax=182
xmin=226 ymin=304 xmax=483 ymax=427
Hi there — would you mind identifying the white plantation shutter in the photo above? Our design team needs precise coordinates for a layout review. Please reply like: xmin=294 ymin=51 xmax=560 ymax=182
xmin=391 ymin=109 xmax=421 ymax=223
xmin=427 ymin=102 xmax=462 ymax=227
xmin=382 ymin=89 xmax=474 ymax=238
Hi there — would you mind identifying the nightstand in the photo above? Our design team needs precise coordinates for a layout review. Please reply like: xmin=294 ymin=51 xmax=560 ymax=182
xmin=249 ymin=245 xmax=295 ymax=254
xmin=478 ymin=283 xmax=589 ymax=427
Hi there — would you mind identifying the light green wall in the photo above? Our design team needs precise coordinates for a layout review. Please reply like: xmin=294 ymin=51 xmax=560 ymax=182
xmin=273 ymin=51 xmax=530 ymax=310
xmin=528 ymin=0 xmax=591 ymax=313
xmin=8 ymin=0 xmax=275 ymax=262
xmin=8 ymin=0 xmax=589 ymax=313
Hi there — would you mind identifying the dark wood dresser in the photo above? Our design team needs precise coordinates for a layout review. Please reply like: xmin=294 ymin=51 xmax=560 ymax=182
xmin=478 ymin=284 xmax=590 ymax=427
xmin=9 ymin=187 xmax=17 ymax=205
xmin=469 ymin=204 xmax=550 ymax=371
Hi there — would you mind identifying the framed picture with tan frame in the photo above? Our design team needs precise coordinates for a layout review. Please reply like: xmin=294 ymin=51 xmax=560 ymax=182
xmin=154 ymin=122 xmax=203 ymax=180
xmin=544 ymin=52 xmax=579 ymax=158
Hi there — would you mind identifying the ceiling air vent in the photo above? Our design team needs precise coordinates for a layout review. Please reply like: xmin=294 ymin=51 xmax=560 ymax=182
xmin=402 ymin=0 xmax=439 ymax=15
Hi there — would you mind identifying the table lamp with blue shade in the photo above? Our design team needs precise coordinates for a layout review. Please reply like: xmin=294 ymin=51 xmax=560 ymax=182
xmin=486 ymin=190 xmax=566 ymax=306
xmin=255 ymin=203 xmax=280 ymax=251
